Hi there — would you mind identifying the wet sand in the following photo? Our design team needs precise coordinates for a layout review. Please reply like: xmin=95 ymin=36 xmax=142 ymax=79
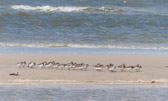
xmin=0 ymin=54 xmax=168 ymax=84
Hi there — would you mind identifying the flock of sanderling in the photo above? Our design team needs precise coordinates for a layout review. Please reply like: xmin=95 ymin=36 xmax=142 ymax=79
xmin=17 ymin=61 xmax=142 ymax=72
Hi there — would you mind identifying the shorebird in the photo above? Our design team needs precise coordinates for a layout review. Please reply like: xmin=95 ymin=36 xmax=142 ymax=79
xmin=75 ymin=63 xmax=85 ymax=70
xmin=118 ymin=64 xmax=126 ymax=72
xmin=93 ymin=63 xmax=103 ymax=67
xmin=38 ymin=62 xmax=45 ymax=69
xmin=72 ymin=63 xmax=78 ymax=70
xmin=66 ymin=62 xmax=74 ymax=70
xmin=9 ymin=72 xmax=20 ymax=76
xmin=28 ymin=62 xmax=36 ymax=68
xmin=83 ymin=64 xmax=89 ymax=71
xmin=125 ymin=64 xmax=142 ymax=72
xmin=69 ymin=62 xmax=75 ymax=70
xmin=107 ymin=64 xmax=117 ymax=72
xmin=66 ymin=62 xmax=76 ymax=71
xmin=53 ymin=62 xmax=60 ymax=69
xmin=108 ymin=66 xmax=117 ymax=72
xmin=106 ymin=64 xmax=114 ymax=69
xmin=94 ymin=67 xmax=102 ymax=71
xmin=63 ymin=64 xmax=70 ymax=70
xmin=126 ymin=65 xmax=136 ymax=72
xmin=17 ymin=61 xmax=26 ymax=68
xmin=133 ymin=64 xmax=142 ymax=72
xmin=45 ymin=61 xmax=54 ymax=69
xmin=22 ymin=61 xmax=26 ymax=68
xmin=59 ymin=64 xmax=66 ymax=70
xmin=17 ymin=62 xmax=22 ymax=68
xmin=93 ymin=63 xmax=104 ymax=71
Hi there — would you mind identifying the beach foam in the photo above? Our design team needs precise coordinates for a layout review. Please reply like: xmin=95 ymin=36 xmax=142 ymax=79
xmin=0 ymin=79 xmax=168 ymax=84
xmin=1 ymin=43 xmax=168 ymax=50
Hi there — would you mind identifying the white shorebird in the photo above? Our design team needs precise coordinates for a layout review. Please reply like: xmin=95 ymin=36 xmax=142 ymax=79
xmin=106 ymin=64 xmax=114 ymax=69
xmin=108 ymin=65 xmax=117 ymax=72
xmin=73 ymin=63 xmax=78 ymax=70
xmin=59 ymin=64 xmax=66 ymax=70
xmin=67 ymin=62 xmax=74 ymax=70
xmin=126 ymin=65 xmax=135 ymax=72
xmin=93 ymin=63 xmax=104 ymax=71
xmin=22 ymin=61 xmax=26 ymax=68
xmin=126 ymin=67 xmax=132 ymax=72
xmin=17 ymin=62 xmax=22 ymax=68
xmin=75 ymin=63 xmax=85 ymax=70
xmin=94 ymin=67 xmax=102 ymax=71
xmin=126 ymin=64 xmax=142 ymax=72
xmin=17 ymin=61 xmax=26 ymax=68
xmin=38 ymin=62 xmax=45 ymax=69
xmin=28 ymin=62 xmax=36 ymax=68
xmin=53 ymin=62 xmax=61 ymax=69
xmin=66 ymin=62 xmax=77 ymax=71
xmin=132 ymin=64 xmax=142 ymax=72
xmin=118 ymin=64 xmax=126 ymax=72
xmin=77 ymin=66 xmax=83 ymax=70
xmin=64 ymin=64 xmax=70 ymax=70
xmin=108 ymin=66 xmax=116 ymax=72
xmin=45 ymin=62 xmax=54 ymax=69
xmin=106 ymin=64 xmax=117 ymax=72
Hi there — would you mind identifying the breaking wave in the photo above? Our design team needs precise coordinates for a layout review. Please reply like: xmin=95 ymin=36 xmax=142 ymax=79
xmin=10 ymin=5 xmax=168 ymax=16
xmin=0 ymin=43 xmax=168 ymax=50
xmin=11 ymin=5 xmax=126 ymax=13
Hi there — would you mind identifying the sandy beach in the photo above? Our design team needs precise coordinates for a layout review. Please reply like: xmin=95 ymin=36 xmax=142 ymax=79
xmin=0 ymin=54 xmax=167 ymax=84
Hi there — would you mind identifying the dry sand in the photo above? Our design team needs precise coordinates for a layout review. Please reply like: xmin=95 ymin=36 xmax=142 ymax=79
xmin=0 ymin=54 xmax=168 ymax=84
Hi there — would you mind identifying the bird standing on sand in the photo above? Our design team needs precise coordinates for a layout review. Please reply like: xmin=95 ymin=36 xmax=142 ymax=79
xmin=93 ymin=63 xmax=104 ymax=71
xmin=9 ymin=72 xmax=20 ymax=76
xmin=17 ymin=61 xmax=26 ymax=68
xmin=118 ymin=64 xmax=126 ymax=72
xmin=133 ymin=64 xmax=142 ymax=72
xmin=108 ymin=66 xmax=117 ymax=72
xmin=28 ymin=62 xmax=36 ymax=68
xmin=17 ymin=62 xmax=22 ymax=68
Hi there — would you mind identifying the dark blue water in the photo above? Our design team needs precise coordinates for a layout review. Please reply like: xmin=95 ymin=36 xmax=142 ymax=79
xmin=0 ymin=0 xmax=168 ymax=50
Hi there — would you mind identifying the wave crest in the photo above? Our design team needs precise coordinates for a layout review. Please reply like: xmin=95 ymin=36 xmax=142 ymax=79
xmin=11 ymin=5 xmax=87 ymax=12
xmin=0 ymin=43 xmax=168 ymax=50
xmin=11 ymin=5 xmax=126 ymax=13
xmin=10 ymin=5 xmax=167 ymax=16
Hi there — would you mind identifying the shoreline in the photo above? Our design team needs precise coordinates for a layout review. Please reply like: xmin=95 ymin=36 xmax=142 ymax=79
xmin=0 ymin=79 xmax=168 ymax=84
xmin=0 ymin=46 xmax=168 ymax=55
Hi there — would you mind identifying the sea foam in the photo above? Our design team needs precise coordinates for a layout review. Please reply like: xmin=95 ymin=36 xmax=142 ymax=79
xmin=11 ymin=5 xmax=87 ymax=12
xmin=10 ymin=5 xmax=167 ymax=16
xmin=0 ymin=43 xmax=168 ymax=50
xmin=11 ymin=5 xmax=126 ymax=13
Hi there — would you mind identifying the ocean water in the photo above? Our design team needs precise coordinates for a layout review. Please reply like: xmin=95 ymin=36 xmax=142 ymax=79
xmin=1 ymin=46 xmax=168 ymax=55
xmin=0 ymin=84 xmax=168 ymax=101
xmin=0 ymin=0 xmax=168 ymax=51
